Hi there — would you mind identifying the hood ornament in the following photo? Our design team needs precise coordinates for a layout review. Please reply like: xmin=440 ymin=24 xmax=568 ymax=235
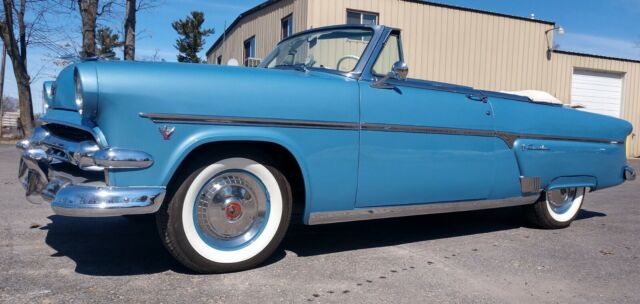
xmin=159 ymin=126 xmax=175 ymax=140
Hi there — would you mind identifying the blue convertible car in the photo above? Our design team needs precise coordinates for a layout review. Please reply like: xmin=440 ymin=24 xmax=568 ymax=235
xmin=18 ymin=25 xmax=636 ymax=273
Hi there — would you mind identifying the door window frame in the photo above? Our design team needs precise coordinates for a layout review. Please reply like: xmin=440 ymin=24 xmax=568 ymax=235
xmin=361 ymin=28 xmax=405 ymax=81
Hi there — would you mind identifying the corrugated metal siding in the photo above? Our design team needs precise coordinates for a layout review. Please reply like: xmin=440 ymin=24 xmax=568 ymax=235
xmin=208 ymin=0 xmax=308 ymax=65
xmin=307 ymin=0 xmax=555 ymax=91
xmin=206 ymin=0 xmax=640 ymax=156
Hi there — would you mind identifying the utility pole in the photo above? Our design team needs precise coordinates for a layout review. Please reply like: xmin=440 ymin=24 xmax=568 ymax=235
xmin=0 ymin=44 xmax=6 ymax=137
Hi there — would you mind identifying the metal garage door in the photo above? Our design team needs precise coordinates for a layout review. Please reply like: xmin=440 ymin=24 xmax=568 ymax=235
xmin=571 ymin=69 xmax=624 ymax=118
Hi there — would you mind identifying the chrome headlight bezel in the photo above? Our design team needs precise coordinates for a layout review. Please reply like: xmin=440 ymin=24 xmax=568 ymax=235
xmin=42 ymin=81 xmax=55 ymax=113
xmin=74 ymin=68 xmax=84 ymax=115
xmin=73 ymin=65 xmax=99 ymax=120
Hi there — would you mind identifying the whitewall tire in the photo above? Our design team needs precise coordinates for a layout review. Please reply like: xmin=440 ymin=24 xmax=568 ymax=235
xmin=525 ymin=187 xmax=587 ymax=229
xmin=157 ymin=152 xmax=292 ymax=273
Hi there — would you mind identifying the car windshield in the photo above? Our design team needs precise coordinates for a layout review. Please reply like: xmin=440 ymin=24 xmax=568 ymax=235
xmin=260 ymin=28 xmax=374 ymax=73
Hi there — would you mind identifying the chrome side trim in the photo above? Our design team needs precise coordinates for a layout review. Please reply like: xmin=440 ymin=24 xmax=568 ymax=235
xmin=361 ymin=122 xmax=498 ymax=139
xmin=520 ymin=176 xmax=541 ymax=194
xmin=307 ymin=196 xmax=539 ymax=225
xmin=139 ymin=113 xmax=359 ymax=130
xmin=499 ymin=132 xmax=623 ymax=148
xmin=139 ymin=113 xmax=624 ymax=148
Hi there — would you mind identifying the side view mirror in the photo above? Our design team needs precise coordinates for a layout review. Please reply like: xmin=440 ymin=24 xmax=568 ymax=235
xmin=372 ymin=61 xmax=409 ymax=89
xmin=391 ymin=61 xmax=409 ymax=80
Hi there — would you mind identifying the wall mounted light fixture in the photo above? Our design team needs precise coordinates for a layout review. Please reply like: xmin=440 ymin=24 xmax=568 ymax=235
xmin=546 ymin=26 xmax=565 ymax=60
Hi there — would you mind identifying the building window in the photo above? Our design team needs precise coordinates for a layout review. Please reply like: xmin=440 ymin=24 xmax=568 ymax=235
xmin=281 ymin=14 xmax=293 ymax=39
xmin=216 ymin=55 xmax=222 ymax=65
xmin=346 ymin=10 xmax=378 ymax=26
xmin=243 ymin=36 xmax=256 ymax=67
xmin=346 ymin=10 xmax=378 ymax=41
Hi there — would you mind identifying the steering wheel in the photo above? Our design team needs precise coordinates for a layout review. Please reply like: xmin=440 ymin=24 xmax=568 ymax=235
xmin=336 ymin=55 xmax=360 ymax=71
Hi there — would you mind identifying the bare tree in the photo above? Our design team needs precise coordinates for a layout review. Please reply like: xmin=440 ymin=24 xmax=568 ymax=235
xmin=0 ymin=0 xmax=35 ymax=136
xmin=0 ymin=0 xmax=71 ymax=136
xmin=124 ymin=0 xmax=160 ymax=60
xmin=74 ymin=0 xmax=117 ymax=57
xmin=123 ymin=0 xmax=134 ymax=60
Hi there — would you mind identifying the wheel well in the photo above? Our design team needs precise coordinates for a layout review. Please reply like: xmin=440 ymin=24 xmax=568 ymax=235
xmin=168 ymin=140 xmax=306 ymax=223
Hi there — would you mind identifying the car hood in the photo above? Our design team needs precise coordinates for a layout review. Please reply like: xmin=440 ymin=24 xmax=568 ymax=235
xmin=49 ymin=61 xmax=348 ymax=112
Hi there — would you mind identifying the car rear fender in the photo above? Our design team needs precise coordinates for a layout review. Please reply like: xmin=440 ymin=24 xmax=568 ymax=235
xmin=513 ymin=138 xmax=626 ymax=192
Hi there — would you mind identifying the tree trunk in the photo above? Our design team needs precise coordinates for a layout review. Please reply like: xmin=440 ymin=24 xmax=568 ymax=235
xmin=0 ymin=44 xmax=6 ymax=106
xmin=124 ymin=0 xmax=136 ymax=60
xmin=0 ymin=45 xmax=5 ymax=137
xmin=1 ymin=0 xmax=34 ymax=137
xmin=78 ymin=0 xmax=98 ymax=57
xmin=14 ymin=68 xmax=34 ymax=136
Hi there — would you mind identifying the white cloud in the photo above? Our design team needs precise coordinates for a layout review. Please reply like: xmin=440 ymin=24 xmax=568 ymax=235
xmin=556 ymin=32 xmax=640 ymax=60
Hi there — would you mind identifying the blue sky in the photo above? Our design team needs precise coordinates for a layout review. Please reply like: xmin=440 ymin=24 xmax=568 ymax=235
xmin=5 ymin=0 xmax=640 ymax=114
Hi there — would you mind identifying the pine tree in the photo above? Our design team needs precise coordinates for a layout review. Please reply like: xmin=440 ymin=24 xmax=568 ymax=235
xmin=172 ymin=11 xmax=214 ymax=63
xmin=96 ymin=27 xmax=123 ymax=59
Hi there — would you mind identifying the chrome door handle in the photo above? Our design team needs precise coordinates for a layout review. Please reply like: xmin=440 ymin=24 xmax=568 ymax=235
xmin=466 ymin=94 xmax=488 ymax=103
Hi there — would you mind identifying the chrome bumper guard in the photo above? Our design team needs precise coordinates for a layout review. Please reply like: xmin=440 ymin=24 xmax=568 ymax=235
xmin=16 ymin=126 xmax=165 ymax=217
xmin=624 ymin=165 xmax=636 ymax=181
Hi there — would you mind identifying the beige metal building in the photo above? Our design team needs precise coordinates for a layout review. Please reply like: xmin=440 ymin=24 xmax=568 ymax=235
xmin=206 ymin=0 xmax=640 ymax=157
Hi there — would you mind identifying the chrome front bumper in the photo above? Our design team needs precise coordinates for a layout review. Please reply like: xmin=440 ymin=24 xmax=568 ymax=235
xmin=17 ymin=126 xmax=165 ymax=217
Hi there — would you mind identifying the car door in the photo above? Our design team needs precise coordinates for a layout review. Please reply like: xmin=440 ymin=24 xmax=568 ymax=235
xmin=356 ymin=32 xmax=497 ymax=207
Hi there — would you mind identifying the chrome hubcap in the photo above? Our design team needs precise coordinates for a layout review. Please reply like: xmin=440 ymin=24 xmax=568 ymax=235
xmin=547 ymin=188 xmax=577 ymax=214
xmin=194 ymin=171 xmax=269 ymax=249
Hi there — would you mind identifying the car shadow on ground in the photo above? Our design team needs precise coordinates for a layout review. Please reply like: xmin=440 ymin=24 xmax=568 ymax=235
xmin=41 ymin=207 xmax=605 ymax=276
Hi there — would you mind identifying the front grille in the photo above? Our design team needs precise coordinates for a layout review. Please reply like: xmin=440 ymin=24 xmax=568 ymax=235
xmin=45 ymin=124 xmax=95 ymax=142
xmin=47 ymin=162 xmax=107 ymax=187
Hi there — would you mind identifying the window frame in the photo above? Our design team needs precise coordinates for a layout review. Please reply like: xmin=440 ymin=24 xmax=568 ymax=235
xmin=371 ymin=32 xmax=402 ymax=77
xmin=216 ymin=55 xmax=222 ymax=65
xmin=346 ymin=9 xmax=379 ymax=26
xmin=281 ymin=14 xmax=293 ymax=40
xmin=361 ymin=29 xmax=406 ymax=82
xmin=243 ymin=36 xmax=256 ymax=67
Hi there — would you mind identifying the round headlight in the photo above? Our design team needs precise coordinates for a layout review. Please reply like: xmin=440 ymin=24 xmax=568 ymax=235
xmin=74 ymin=69 xmax=84 ymax=115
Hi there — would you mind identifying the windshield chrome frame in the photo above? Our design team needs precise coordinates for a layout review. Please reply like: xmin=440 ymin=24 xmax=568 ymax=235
xmin=260 ymin=24 xmax=387 ymax=79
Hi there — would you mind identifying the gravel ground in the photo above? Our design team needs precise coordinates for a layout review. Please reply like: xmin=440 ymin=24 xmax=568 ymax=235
xmin=1 ymin=144 xmax=639 ymax=303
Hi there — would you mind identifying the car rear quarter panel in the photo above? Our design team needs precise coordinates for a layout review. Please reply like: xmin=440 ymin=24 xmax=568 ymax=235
xmin=491 ymin=97 xmax=631 ymax=192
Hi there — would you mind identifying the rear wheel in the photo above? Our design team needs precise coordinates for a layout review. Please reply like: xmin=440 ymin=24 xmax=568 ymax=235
xmin=157 ymin=153 xmax=292 ymax=273
xmin=525 ymin=187 xmax=586 ymax=229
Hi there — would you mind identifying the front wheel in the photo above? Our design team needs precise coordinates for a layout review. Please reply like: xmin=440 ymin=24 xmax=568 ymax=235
xmin=157 ymin=154 xmax=292 ymax=273
xmin=525 ymin=187 xmax=587 ymax=229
